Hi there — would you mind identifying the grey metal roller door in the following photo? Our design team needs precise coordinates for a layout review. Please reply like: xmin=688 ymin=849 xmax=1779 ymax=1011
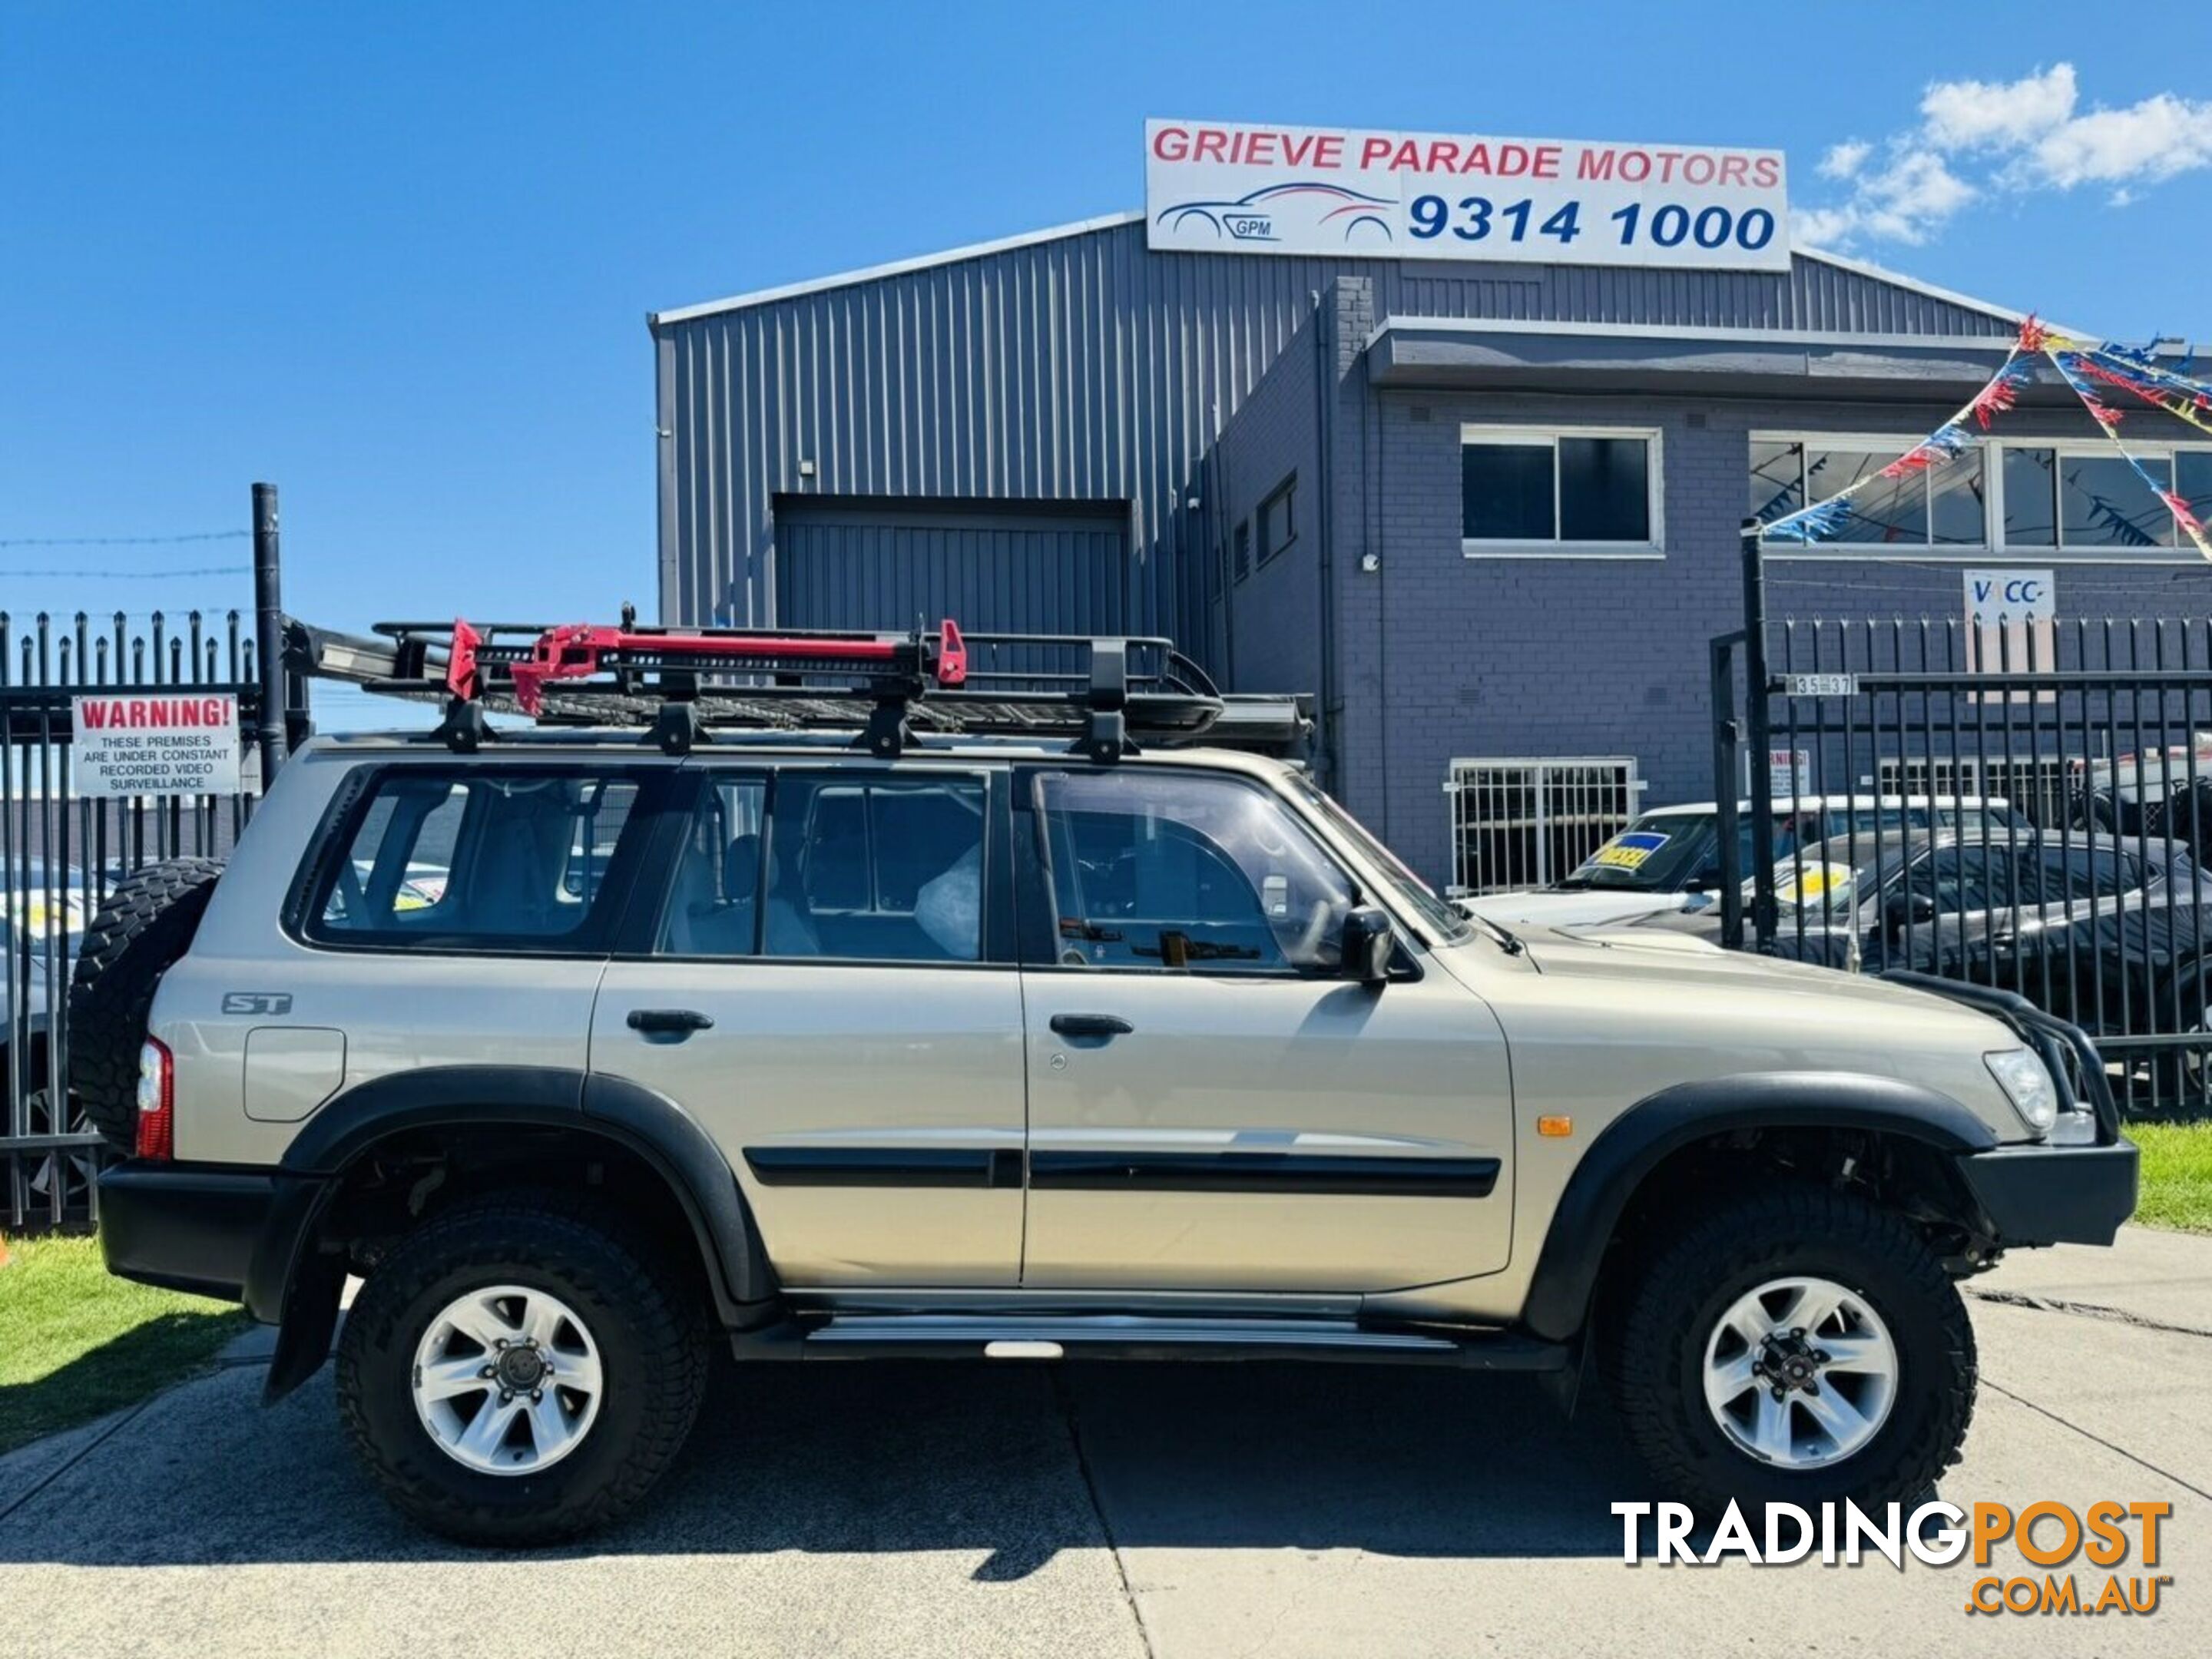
xmin=773 ymin=499 xmax=1129 ymax=635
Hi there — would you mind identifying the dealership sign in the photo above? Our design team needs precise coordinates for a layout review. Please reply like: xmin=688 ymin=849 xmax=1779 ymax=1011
xmin=71 ymin=693 xmax=242 ymax=799
xmin=1147 ymin=120 xmax=1790 ymax=271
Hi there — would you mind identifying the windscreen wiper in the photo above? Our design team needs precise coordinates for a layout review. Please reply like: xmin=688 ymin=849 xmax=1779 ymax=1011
xmin=1473 ymin=913 xmax=1525 ymax=956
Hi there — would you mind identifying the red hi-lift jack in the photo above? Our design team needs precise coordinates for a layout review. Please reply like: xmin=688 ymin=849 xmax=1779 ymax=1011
xmin=447 ymin=617 xmax=968 ymax=712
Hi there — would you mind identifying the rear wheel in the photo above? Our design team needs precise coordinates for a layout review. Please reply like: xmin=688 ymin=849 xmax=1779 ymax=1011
xmin=1605 ymin=1186 xmax=1975 ymax=1515
xmin=336 ymin=1194 xmax=710 ymax=1545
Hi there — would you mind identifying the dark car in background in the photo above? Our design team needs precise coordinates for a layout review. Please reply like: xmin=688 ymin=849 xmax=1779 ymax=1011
xmin=1637 ymin=828 xmax=2212 ymax=1103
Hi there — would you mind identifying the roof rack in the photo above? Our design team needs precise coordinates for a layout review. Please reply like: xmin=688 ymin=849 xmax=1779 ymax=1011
xmin=283 ymin=611 xmax=1311 ymax=762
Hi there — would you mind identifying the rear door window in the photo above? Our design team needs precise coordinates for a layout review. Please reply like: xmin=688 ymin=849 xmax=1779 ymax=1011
xmin=761 ymin=773 xmax=990 ymax=962
xmin=306 ymin=769 xmax=643 ymax=949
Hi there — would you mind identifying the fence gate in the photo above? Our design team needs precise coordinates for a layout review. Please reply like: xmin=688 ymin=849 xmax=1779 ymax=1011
xmin=2 ymin=611 xmax=261 ymax=1230
xmin=1446 ymin=757 xmax=1642 ymax=896
xmin=1712 ymin=612 xmax=2212 ymax=1118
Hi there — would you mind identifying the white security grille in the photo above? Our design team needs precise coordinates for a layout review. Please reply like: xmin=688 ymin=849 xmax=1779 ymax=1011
xmin=1445 ymin=757 xmax=1643 ymax=895
xmin=1874 ymin=753 xmax=2077 ymax=828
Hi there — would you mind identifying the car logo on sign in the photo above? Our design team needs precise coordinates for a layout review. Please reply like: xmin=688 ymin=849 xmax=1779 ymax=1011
xmin=222 ymin=992 xmax=293 ymax=1015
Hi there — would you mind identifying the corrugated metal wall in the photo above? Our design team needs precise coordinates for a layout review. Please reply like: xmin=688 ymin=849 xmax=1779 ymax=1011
xmin=656 ymin=216 xmax=2019 ymax=657
xmin=775 ymin=499 xmax=1130 ymax=635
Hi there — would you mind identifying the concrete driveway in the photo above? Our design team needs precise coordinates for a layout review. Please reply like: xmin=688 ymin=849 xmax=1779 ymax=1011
xmin=2 ymin=1227 xmax=2207 ymax=1659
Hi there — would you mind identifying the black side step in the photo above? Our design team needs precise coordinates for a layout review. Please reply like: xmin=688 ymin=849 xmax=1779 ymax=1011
xmin=730 ymin=1313 xmax=1568 ymax=1370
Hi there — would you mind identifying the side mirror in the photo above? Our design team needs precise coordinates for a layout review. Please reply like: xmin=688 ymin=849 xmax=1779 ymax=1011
xmin=1885 ymin=890 xmax=1936 ymax=929
xmin=1340 ymin=906 xmax=1395 ymax=985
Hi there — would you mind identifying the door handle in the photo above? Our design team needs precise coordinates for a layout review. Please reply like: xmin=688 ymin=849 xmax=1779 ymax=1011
xmin=1049 ymin=1012 xmax=1133 ymax=1039
xmin=627 ymin=1008 xmax=714 ymax=1036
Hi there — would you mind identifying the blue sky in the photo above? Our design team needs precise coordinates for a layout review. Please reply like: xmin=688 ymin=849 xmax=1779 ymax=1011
xmin=5 ymin=1 xmax=2210 ymax=651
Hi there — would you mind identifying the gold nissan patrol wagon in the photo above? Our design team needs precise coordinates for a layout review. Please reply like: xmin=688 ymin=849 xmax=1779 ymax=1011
xmin=77 ymin=618 xmax=2136 ymax=1543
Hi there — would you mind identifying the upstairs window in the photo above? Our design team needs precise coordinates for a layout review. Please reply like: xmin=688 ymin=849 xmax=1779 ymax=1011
xmin=2001 ymin=445 xmax=2212 ymax=552
xmin=1753 ymin=439 xmax=1986 ymax=548
xmin=1258 ymin=476 xmax=1296 ymax=562
xmin=1233 ymin=519 xmax=1251 ymax=582
xmin=1461 ymin=429 xmax=1657 ymax=551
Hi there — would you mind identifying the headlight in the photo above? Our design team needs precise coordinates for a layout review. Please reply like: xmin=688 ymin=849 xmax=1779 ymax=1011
xmin=1985 ymin=1048 xmax=2058 ymax=1136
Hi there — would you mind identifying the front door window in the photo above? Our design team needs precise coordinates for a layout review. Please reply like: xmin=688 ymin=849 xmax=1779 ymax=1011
xmin=1034 ymin=770 xmax=1354 ymax=975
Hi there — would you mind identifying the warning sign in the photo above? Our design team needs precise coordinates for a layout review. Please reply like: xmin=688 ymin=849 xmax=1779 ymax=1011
xmin=71 ymin=694 xmax=243 ymax=799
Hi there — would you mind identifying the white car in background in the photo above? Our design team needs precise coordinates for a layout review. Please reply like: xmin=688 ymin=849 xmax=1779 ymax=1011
xmin=1458 ymin=794 xmax=2031 ymax=929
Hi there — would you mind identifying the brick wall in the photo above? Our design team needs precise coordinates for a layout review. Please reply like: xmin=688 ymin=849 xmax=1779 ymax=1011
xmin=1204 ymin=282 xmax=2212 ymax=889
xmin=1210 ymin=299 xmax=1326 ymax=705
xmin=1356 ymin=391 xmax=2212 ymax=886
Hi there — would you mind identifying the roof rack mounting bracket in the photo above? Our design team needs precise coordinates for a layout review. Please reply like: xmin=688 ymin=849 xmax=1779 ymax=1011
xmin=435 ymin=697 xmax=494 ymax=754
xmin=647 ymin=700 xmax=704 ymax=757
xmin=1077 ymin=638 xmax=1130 ymax=763
xmin=860 ymin=697 xmax=912 ymax=759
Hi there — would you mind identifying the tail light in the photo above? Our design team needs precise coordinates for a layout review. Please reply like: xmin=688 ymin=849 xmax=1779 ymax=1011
xmin=136 ymin=1036 xmax=174 ymax=1161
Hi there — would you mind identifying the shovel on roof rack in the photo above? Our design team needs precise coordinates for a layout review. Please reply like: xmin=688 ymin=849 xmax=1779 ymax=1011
xmin=283 ymin=613 xmax=1311 ymax=761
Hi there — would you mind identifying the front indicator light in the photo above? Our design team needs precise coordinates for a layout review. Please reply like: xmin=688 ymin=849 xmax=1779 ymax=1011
xmin=1984 ymin=1047 xmax=2058 ymax=1137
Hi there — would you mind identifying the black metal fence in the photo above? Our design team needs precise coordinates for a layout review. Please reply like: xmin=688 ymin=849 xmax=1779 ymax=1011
xmin=2 ymin=610 xmax=262 ymax=1229
xmin=1714 ymin=608 xmax=2212 ymax=1118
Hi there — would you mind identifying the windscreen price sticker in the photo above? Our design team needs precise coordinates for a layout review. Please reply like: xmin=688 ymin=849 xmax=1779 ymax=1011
xmin=71 ymin=694 xmax=242 ymax=799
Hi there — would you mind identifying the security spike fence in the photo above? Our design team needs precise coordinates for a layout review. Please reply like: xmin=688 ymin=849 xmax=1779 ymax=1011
xmin=2 ymin=608 xmax=261 ymax=1230
xmin=1720 ymin=611 xmax=2212 ymax=1121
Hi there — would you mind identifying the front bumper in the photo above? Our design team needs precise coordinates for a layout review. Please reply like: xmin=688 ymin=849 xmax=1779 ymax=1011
xmin=1879 ymin=970 xmax=2140 ymax=1247
xmin=1955 ymin=1137 xmax=2140 ymax=1247
xmin=99 ymin=1161 xmax=284 ymax=1308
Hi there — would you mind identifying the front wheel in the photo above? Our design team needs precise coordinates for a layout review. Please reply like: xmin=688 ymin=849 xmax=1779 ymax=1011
xmin=336 ymin=1194 xmax=710 ymax=1545
xmin=1604 ymin=1187 xmax=1975 ymax=1515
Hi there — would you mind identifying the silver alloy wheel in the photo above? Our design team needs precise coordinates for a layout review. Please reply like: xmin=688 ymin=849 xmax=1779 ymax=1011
xmin=1702 ymin=1276 xmax=1899 ymax=1469
xmin=410 ymin=1284 xmax=604 ymax=1476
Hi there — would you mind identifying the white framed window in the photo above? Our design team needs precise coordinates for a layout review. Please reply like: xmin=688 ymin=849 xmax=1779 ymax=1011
xmin=1461 ymin=426 xmax=1663 ymax=558
xmin=1754 ymin=432 xmax=2212 ymax=561
xmin=1992 ymin=441 xmax=2212 ymax=555
xmin=1752 ymin=434 xmax=1987 ymax=551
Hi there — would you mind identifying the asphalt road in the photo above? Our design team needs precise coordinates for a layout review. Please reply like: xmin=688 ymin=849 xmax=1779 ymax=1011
xmin=2 ymin=1228 xmax=2206 ymax=1659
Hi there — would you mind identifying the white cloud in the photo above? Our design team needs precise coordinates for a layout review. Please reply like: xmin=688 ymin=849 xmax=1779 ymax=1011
xmin=1799 ymin=63 xmax=2212 ymax=248
xmin=1921 ymin=65 xmax=2078 ymax=150
xmin=2032 ymin=93 xmax=2212 ymax=186
xmin=1795 ymin=150 xmax=1975 ymax=247
xmin=1818 ymin=140 xmax=1872 ymax=180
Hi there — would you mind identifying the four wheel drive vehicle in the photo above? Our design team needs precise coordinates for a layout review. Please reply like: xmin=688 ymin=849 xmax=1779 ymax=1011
xmin=1464 ymin=795 xmax=2028 ymax=929
xmin=1640 ymin=828 xmax=2212 ymax=1094
xmin=81 ymin=618 xmax=2137 ymax=1545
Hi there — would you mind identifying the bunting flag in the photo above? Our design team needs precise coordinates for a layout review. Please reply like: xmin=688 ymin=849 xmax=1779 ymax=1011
xmin=1759 ymin=346 xmax=2028 ymax=544
xmin=2035 ymin=328 xmax=2212 ymax=558
xmin=1757 ymin=315 xmax=2212 ymax=560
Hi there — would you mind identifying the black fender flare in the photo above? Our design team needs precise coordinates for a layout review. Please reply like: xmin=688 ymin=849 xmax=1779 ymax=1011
xmin=253 ymin=1065 xmax=774 ymax=1401
xmin=1518 ymin=1072 xmax=1997 ymax=1345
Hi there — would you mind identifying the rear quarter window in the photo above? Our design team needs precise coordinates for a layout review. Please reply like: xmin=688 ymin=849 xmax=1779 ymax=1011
xmin=300 ymin=767 xmax=644 ymax=951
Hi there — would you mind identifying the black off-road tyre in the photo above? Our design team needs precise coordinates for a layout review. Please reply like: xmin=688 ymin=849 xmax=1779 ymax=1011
xmin=68 ymin=857 xmax=225 ymax=1148
xmin=336 ymin=1194 xmax=710 ymax=1546
xmin=1604 ymin=1185 xmax=1976 ymax=1517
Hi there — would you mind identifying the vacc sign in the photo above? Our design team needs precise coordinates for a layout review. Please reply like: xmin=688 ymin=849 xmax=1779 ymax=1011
xmin=1147 ymin=119 xmax=1790 ymax=271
